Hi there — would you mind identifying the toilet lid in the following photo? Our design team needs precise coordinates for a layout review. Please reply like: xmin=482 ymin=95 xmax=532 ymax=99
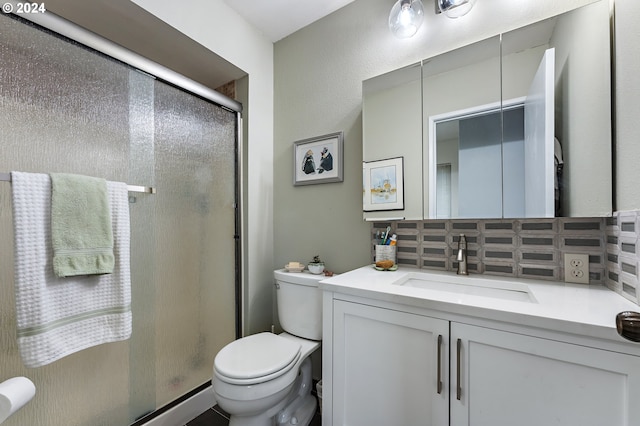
xmin=214 ymin=332 xmax=301 ymax=384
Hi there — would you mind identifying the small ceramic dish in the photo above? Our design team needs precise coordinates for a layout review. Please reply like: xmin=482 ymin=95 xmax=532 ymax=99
xmin=285 ymin=263 xmax=305 ymax=273
xmin=373 ymin=264 xmax=398 ymax=271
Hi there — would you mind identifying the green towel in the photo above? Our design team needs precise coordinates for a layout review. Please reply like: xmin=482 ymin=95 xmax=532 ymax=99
xmin=50 ymin=173 xmax=114 ymax=277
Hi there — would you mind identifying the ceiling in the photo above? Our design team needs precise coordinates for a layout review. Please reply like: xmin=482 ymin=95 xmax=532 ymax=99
xmin=37 ymin=0 xmax=355 ymax=92
xmin=222 ymin=0 xmax=356 ymax=42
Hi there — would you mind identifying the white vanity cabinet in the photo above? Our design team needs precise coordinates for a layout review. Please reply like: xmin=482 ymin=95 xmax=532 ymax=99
xmin=451 ymin=323 xmax=640 ymax=426
xmin=324 ymin=295 xmax=640 ymax=426
xmin=330 ymin=300 xmax=449 ymax=425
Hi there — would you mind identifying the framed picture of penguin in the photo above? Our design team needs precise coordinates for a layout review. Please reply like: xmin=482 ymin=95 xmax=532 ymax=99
xmin=293 ymin=131 xmax=344 ymax=186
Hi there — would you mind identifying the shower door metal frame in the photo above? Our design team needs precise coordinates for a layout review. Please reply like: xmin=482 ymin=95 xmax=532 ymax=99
xmin=6 ymin=2 xmax=242 ymax=113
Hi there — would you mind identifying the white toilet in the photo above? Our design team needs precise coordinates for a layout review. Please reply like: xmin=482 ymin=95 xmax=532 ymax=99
xmin=212 ymin=269 xmax=326 ymax=426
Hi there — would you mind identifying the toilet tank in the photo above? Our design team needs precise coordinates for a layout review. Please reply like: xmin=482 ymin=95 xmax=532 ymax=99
xmin=274 ymin=269 xmax=326 ymax=340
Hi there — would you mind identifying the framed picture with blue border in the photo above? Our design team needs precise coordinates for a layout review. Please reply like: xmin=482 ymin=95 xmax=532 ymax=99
xmin=363 ymin=157 xmax=404 ymax=211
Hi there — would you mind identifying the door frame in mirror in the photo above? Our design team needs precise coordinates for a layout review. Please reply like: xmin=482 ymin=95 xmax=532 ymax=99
xmin=427 ymin=99 xmax=507 ymax=218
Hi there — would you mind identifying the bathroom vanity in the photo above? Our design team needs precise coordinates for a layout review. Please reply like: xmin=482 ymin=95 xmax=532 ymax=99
xmin=319 ymin=266 xmax=640 ymax=426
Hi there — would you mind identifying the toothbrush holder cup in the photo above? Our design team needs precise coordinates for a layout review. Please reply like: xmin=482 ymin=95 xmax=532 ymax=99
xmin=375 ymin=245 xmax=397 ymax=264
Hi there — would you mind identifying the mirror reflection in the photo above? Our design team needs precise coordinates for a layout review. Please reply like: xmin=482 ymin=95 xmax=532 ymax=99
xmin=363 ymin=63 xmax=423 ymax=220
xmin=430 ymin=50 xmax=553 ymax=219
xmin=422 ymin=36 xmax=501 ymax=218
xmin=430 ymin=1 xmax=611 ymax=219
xmin=362 ymin=0 xmax=612 ymax=220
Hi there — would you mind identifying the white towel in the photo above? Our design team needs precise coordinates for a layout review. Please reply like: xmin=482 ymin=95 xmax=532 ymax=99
xmin=11 ymin=172 xmax=132 ymax=368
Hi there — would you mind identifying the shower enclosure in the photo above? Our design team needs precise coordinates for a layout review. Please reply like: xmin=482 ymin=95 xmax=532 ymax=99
xmin=0 ymin=13 xmax=239 ymax=426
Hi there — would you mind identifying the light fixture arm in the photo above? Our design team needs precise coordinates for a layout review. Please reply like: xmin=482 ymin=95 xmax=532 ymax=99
xmin=437 ymin=0 xmax=476 ymax=18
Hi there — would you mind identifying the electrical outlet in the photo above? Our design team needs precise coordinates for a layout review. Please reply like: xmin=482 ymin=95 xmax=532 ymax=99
xmin=564 ymin=253 xmax=589 ymax=284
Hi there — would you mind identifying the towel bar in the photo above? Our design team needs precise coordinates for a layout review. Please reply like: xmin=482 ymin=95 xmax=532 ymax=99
xmin=0 ymin=173 xmax=155 ymax=194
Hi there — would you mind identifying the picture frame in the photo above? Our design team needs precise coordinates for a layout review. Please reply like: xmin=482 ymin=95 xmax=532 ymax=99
xmin=293 ymin=131 xmax=344 ymax=186
xmin=363 ymin=157 xmax=405 ymax=211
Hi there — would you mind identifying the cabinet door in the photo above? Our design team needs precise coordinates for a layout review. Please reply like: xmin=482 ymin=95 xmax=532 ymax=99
xmin=332 ymin=300 xmax=449 ymax=425
xmin=451 ymin=323 xmax=640 ymax=426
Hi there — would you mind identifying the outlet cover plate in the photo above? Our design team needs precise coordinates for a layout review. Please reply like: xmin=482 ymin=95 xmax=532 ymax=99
xmin=564 ymin=253 xmax=590 ymax=284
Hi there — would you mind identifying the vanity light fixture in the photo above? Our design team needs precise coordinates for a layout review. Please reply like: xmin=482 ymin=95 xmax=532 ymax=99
xmin=437 ymin=0 xmax=476 ymax=18
xmin=389 ymin=0 xmax=425 ymax=39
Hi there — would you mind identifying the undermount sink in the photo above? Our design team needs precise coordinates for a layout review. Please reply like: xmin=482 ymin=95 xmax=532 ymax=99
xmin=392 ymin=273 xmax=537 ymax=303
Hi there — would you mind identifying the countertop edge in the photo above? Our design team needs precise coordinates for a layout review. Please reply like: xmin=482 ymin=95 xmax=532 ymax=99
xmin=319 ymin=265 xmax=640 ymax=353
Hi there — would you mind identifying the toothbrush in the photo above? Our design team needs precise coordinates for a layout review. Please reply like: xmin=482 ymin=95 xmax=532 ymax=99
xmin=381 ymin=226 xmax=391 ymax=245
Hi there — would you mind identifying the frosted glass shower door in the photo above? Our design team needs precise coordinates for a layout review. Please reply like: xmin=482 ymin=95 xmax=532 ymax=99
xmin=0 ymin=13 xmax=238 ymax=426
xmin=150 ymin=82 xmax=237 ymax=408
xmin=0 ymin=15 xmax=133 ymax=426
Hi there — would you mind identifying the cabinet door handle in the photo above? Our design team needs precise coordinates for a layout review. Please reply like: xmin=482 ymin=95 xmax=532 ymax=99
xmin=437 ymin=334 xmax=443 ymax=394
xmin=456 ymin=338 xmax=462 ymax=401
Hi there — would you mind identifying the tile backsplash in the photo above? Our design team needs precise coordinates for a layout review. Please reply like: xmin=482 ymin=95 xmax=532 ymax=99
xmin=605 ymin=211 xmax=640 ymax=304
xmin=371 ymin=213 xmax=640 ymax=306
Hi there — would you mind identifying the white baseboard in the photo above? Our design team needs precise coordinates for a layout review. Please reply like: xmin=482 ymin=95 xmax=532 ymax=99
xmin=142 ymin=385 xmax=216 ymax=426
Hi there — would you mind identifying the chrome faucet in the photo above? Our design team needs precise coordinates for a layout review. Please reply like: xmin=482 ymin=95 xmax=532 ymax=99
xmin=456 ymin=234 xmax=468 ymax=275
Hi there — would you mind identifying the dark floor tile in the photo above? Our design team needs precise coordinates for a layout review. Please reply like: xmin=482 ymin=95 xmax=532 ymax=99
xmin=212 ymin=405 xmax=230 ymax=419
xmin=187 ymin=408 xmax=228 ymax=426
xmin=187 ymin=405 xmax=319 ymax=426
xmin=309 ymin=412 xmax=321 ymax=426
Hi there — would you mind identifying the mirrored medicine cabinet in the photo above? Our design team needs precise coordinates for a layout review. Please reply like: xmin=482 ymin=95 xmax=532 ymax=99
xmin=362 ymin=0 xmax=612 ymax=221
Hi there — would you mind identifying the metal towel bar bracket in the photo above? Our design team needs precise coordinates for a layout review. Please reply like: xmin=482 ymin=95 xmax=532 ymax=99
xmin=0 ymin=172 xmax=155 ymax=194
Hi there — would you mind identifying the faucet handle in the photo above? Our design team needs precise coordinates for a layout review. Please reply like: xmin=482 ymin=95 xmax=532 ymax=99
xmin=456 ymin=233 xmax=468 ymax=275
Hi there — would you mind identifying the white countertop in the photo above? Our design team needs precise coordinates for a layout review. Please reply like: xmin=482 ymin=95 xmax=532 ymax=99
xmin=319 ymin=265 xmax=640 ymax=348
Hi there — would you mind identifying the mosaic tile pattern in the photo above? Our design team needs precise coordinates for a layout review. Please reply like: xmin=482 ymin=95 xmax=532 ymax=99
xmin=605 ymin=211 xmax=640 ymax=305
xmin=371 ymin=217 xmax=608 ymax=287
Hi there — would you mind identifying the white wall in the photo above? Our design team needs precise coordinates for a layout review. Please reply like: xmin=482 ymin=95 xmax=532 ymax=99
xmin=614 ymin=0 xmax=640 ymax=211
xmin=273 ymin=0 xmax=597 ymax=273
xmin=131 ymin=0 xmax=274 ymax=334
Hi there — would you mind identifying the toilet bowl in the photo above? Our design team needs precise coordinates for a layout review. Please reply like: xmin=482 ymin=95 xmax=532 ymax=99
xmin=212 ymin=270 xmax=327 ymax=426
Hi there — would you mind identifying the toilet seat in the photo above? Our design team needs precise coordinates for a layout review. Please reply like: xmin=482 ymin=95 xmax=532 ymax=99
xmin=214 ymin=332 xmax=302 ymax=386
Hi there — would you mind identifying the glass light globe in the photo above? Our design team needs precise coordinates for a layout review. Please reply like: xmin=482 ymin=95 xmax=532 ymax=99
xmin=389 ymin=0 xmax=425 ymax=39
xmin=438 ymin=0 xmax=476 ymax=18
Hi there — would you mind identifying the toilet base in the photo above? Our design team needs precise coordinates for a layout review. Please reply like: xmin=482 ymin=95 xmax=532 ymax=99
xmin=275 ymin=394 xmax=316 ymax=426
xmin=226 ymin=357 xmax=316 ymax=426
xmin=227 ymin=395 xmax=316 ymax=426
